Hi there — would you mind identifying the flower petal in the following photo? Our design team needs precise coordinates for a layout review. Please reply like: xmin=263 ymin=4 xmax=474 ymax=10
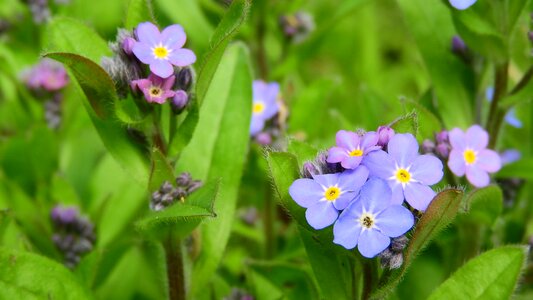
xmin=336 ymin=130 xmax=359 ymax=150
xmin=387 ymin=133 xmax=419 ymax=167
xmin=448 ymin=149 xmax=466 ymax=176
xmin=333 ymin=208 xmax=362 ymax=250
xmin=477 ymin=149 xmax=501 ymax=173
xmin=312 ymin=173 xmax=339 ymax=189
xmin=261 ymin=100 xmax=279 ymax=120
xmin=449 ymin=128 xmax=466 ymax=150
xmin=327 ymin=147 xmax=349 ymax=163
xmin=404 ymin=183 xmax=436 ymax=211
xmin=333 ymin=191 xmax=357 ymax=211
xmin=305 ymin=202 xmax=339 ymax=230
xmin=250 ymin=117 xmax=265 ymax=136
xmin=466 ymin=125 xmax=488 ymax=150
xmin=376 ymin=205 xmax=414 ymax=238
xmin=135 ymin=22 xmax=160 ymax=45
xmin=449 ymin=0 xmax=478 ymax=10
xmin=360 ymin=178 xmax=392 ymax=213
xmin=168 ymin=48 xmax=196 ymax=67
xmin=162 ymin=75 xmax=176 ymax=90
xmin=161 ymin=24 xmax=186 ymax=49
xmin=410 ymin=154 xmax=443 ymax=185
xmin=149 ymin=60 xmax=174 ymax=78
xmin=289 ymin=178 xmax=323 ymax=208
xmin=465 ymin=165 xmax=490 ymax=188
xmin=341 ymin=155 xmax=363 ymax=169
xmin=389 ymin=182 xmax=405 ymax=205
xmin=363 ymin=150 xmax=395 ymax=179
xmin=132 ymin=43 xmax=156 ymax=64
xmin=361 ymin=131 xmax=379 ymax=150
xmin=357 ymin=229 xmax=390 ymax=258
xmin=338 ymin=166 xmax=369 ymax=192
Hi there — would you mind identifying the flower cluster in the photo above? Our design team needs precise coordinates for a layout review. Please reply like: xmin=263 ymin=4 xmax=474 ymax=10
xmin=50 ymin=205 xmax=96 ymax=268
xmin=250 ymin=80 xmax=287 ymax=146
xmin=289 ymin=127 xmax=444 ymax=258
xmin=150 ymin=172 xmax=203 ymax=211
xmin=21 ymin=58 xmax=69 ymax=129
xmin=102 ymin=22 xmax=196 ymax=110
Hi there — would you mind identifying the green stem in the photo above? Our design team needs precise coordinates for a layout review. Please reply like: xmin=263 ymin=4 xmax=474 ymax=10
xmin=486 ymin=62 xmax=509 ymax=148
xmin=264 ymin=181 xmax=275 ymax=259
xmin=256 ymin=0 xmax=268 ymax=79
xmin=362 ymin=259 xmax=378 ymax=300
xmin=168 ymin=109 xmax=177 ymax=148
xmin=164 ymin=233 xmax=186 ymax=300
xmin=153 ymin=107 xmax=167 ymax=155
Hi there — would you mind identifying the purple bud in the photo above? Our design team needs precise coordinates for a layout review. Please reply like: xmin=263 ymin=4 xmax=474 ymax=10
xmin=255 ymin=132 xmax=272 ymax=145
xmin=302 ymin=162 xmax=319 ymax=179
xmin=435 ymin=130 xmax=449 ymax=144
xmin=451 ymin=35 xmax=467 ymax=54
xmin=122 ymin=37 xmax=136 ymax=55
xmin=176 ymin=68 xmax=193 ymax=91
xmin=435 ymin=143 xmax=450 ymax=159
xmin=421 ymin=139 xmax=435 ymax=154
xmin=172 ymin=90 xmax=189 ymax=111
xmin=377 ymin=126 xmax=395 ymax=147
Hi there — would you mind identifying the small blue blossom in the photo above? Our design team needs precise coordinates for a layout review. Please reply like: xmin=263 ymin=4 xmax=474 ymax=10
xmin=363 ymin=133 xmax=444 ymax=211
xmin=449 ymin=0 xmax=477 ymax=10
xmin=289 ymin=166 xmax=369 ymax=229
xmin=327 ymin=130 xmax=380 ymax=169
xmin=333 ymin=178 xmax=414 ymax=258
xmin=250 ymin=80 xmax=280 ymax=136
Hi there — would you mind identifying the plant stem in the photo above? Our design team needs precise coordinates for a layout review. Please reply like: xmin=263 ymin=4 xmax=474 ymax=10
xmin=169 ymin=108 xmax=177 ymax=148
xmin=362 ymin=259 xmax=378 ymax=300
xmin=264 ymin=181 xmax=275 ymax=259
xmin=486 ymin=62 xmax=509 ymax=148
xmin=153 ymin=108 xmax=167 ymax=155
xmin=256 ymin=1 xmax=268 ymax=79
xmin=164 ymin=233 xmax=186 ymax=300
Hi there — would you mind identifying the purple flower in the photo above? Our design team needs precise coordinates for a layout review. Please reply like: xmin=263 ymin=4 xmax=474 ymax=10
xmin=250 ymin=80 xmax=280 ymax=136
xmin=364 ymin=133 xmax=444 ymax=211
xmin=448 ymin=125 xmax=502 ymax=188
xmin=131 ymin=74 xmax=176 ymax=104
xmin=449 ymin=0 xmax=477 ymax=10
xmin=132 ymin=22 xmax=196 ymax=78
xmin=333 ymin=178 xmax=414 ymax=258
xmin=289 ymin=167 xmax=369 ymax=230
xmin=327 ymin=130 xmax=380 ymax=169
xmin=500 ymin=149 xmax=521 ymax=166
xmin=24 ymin=58 xmax=69 ymax=92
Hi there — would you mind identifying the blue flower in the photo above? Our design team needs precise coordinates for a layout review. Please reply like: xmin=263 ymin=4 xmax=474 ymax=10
xmin=250 ymin=80 xmax=280 ymax=136
xmin=289 ymin=167 xmax=369 ymax=229
xmin=326 ymin=130 xmax=380 ymax=169
xmin=449 ymin=0 xmax=477 ymax=10
xmin=333 ymin=178 xmax=414 ymax=258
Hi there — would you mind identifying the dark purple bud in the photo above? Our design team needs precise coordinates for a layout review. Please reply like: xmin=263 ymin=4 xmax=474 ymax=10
xmin=435 ymin=130 xmax=449 ymax=144
xmin=390 ymin=236 xmax=409 ymax=252
xmin=451 ymin=35 xmax=467 ymax=54
xmin=122 ymin=37 xmax=136 ymax=55
xmin=176 ymin=68 xmax=193 ymax=91
xmin=172 ymin=90 xmax=189 ymax=111
xmin=255 ymin=132 xmax=272 ymax=145
xmin=435 ymin=143 xmax=450 ymax=158
xmin=388 ymin=253 xmax=404 ymax=269
xmin=421 ymin=139 xmax=435 ymax=154
xmin=176 ymin=173 xmax=193 ymax=187
xmin=377 ymin=126 xmax=395 ymax=147
xmin=187 ymin=181 xmax=203 ymax=193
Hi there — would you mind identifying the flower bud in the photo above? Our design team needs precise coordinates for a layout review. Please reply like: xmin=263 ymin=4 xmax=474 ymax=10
xmin=255 ymin=132 xmax=272 ymax=145
xmin=435 ymin=130 xmax=449 ymax=144
xmin=122 ymin=37 xmax=136 ymax=55
xmin=302 ymin=162 xmax=319 ymax=179
xmin=421 ymin=139 xmax=435 ymax=154
xmin=176 ymin=68 xmax=193 ymax=91
xmin=171 ymin=90 xmax=189 ymax=112
xmin=435 ymin=143 xmax=450 ymax=159
xmin=377 ymin=126 xmax=395 ymax=147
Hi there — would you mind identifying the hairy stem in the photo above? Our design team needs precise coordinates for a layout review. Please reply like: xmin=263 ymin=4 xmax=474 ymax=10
xmin=164 ymin=233 xmax=186 ymax=300
xmin=486 ymin=62 xmax=509 ymax=148
xmin=362 ymin=259 xmax=378 ymax=300
xmin=264 ymin=182 xmax=276 ymax=259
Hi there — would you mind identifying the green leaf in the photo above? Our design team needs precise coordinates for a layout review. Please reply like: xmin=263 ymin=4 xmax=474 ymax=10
xmin=124 ymin=0 xmax=156 ymax=30
xmin=0 ymin=248 xmax=91 ymax=299
xmin=496 ymin=159 xmax=533 ymax=180
xmin=46 ymin=53 xmax=150 ymax=185
xmin=464 ymin=185 xmax=503 ymax=226
xmin=372 ymin=189 xmax=464 ymax=299
xmin=397 ymin=0 xmax=473 ymax=128
xmin=389 ymin=111 xmax=418 ymax=136
xmin=44 ymin=17 xmax=111 ymax=63
xmin=148 ymin=148 xmax=175 ymax=191
xmin=176 ymin=42 xmax=252 ymax=295
xmin=195 ymin=0 xmax=251 ymax=103
xmin=287 ymin=139 xmax=320 ymax=165
xmin=135 ymin=180 xmax=219 ymax=239
xmin=428 ymin=246 xmax=529 ymax=300
xmin=403 ymin=99 xmax=443 ymax=141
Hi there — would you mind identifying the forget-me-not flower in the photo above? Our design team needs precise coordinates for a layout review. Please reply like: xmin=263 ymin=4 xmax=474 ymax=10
xmin=327 ymin=130 xmax=380 ymax=169
xmin=250 ymin=80 xmax=280 ymax=136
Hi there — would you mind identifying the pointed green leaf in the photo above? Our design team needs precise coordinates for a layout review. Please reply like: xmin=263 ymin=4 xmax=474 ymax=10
xmin=124 ymin=0 xmax=156 ymax=30
xmin=464 ymin=185 xmax=503 ymax=226
xmin=389 ymin=111 xmax=418 ymax=136
xmin=0 ymin=248 xmax=91 ymax=299
xmin=428 ymin=246 xmax=529 ymax=300
xmin=148 ymin=148 xmax=175 ymax=192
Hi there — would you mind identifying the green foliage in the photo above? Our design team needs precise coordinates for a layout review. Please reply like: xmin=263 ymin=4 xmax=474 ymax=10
xmin=124 ymin=0 xmax=156 ymax=30
xmin=0 ymin=248 xmax=91 ymax=299
xmin=497 ymin=159 xmax=533 ymax=180
xmin=428 ymin=246 xmax=529 ymax=300
xmin=464 ymin=185 xmax=503 ymax=226
xmin=176 ymin=42 xmax=252 ymax=296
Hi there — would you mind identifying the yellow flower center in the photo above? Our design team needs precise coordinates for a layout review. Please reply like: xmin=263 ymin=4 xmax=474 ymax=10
xmin=349 ymin=149 xmax=363 ymax=157
xmin=149 ymin=87 xmax=162 ymax=97
xmin=359 ymin=213 xmax=375 ymax=229
xmin=153 ymin=46 xmax=169 ymax=59
xmin=324 ymin=187 xmax=340 ymax=201
xmin=395 ymin=169 xmax=411 ymax=183
xmin=463 ymin=149 xmax=477 ymax=165
xmin=253 ymin=102 xmax=265 ymax=114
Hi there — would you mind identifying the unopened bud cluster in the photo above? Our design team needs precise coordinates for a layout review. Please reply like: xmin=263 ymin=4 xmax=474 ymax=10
xmin=422 ymin=130 xmax=451 ymax=159
xmin=150 ymin=172 xmax=202 ymax=211
xmin=378 ymin=236 xmax=409 ymax=269
xmin=301 ymin=152 xmax=344 ymax=179
xmin=50 ymin=205 xmax=96 ymax=268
